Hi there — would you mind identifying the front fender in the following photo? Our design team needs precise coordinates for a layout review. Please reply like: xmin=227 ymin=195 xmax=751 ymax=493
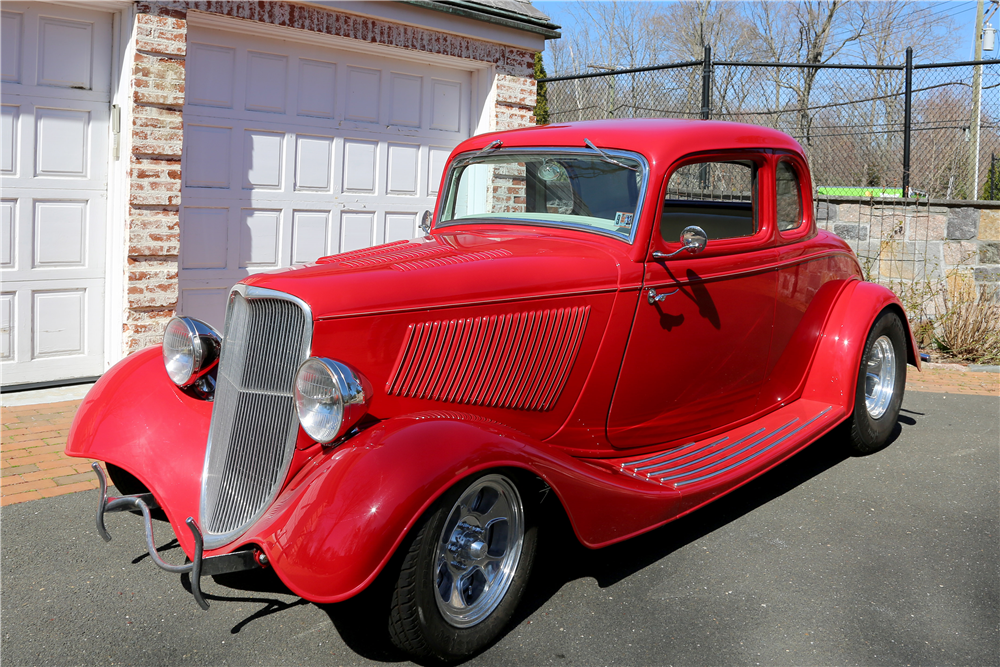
xmin=802 ymin=280 xmax=919 ymax=409
xmin=66 ymin=346 xmax=211 ymax=554
xmin=243 ymin=414 xmax=681 ymax=604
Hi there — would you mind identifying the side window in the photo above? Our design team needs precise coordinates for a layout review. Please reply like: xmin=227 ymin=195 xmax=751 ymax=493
xmin=776 ymin=161 xmax=803 ymax=231
xmin=662 ymin=160 xmax=757 ymax=242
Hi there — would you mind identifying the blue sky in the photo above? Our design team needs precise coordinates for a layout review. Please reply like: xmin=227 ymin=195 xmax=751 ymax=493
xmin=533 ymin=1 xmax=993 ymax=64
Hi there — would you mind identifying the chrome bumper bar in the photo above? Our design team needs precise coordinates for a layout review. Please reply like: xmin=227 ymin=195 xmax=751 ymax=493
xmin=91 ymin=462 xmax=263 ymax=610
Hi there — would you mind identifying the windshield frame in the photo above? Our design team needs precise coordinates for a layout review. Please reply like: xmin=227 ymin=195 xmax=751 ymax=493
xmin=434 ymin=146 xmax=651 ymax=244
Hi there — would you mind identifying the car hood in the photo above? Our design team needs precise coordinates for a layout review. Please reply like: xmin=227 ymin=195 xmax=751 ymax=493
xmin=241 ymin=228 xmax=630 ymax=320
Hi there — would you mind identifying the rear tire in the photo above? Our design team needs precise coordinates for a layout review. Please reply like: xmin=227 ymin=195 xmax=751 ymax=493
xmin=845 ymin=310 xmax=907 ymax=454
xmin=388 ymin=471 xmax=537 ymax=662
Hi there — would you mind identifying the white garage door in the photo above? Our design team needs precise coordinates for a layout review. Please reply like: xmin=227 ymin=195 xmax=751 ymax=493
xmin=0 ymin=3 xmax=112 ymax=387
xmin=180 ymin=24 xmax=475 ymax=330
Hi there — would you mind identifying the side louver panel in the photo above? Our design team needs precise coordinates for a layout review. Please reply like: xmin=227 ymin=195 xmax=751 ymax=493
xmin=200 ymin=288 xmax=311 ymax=549
xmin=386 ymin=306 xmax=590 ymax=411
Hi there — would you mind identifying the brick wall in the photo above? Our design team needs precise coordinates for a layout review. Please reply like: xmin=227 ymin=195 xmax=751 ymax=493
xmin=125 ymin=12 xmax=186 ymax=352
xmin=121 ymin=1 xmax=540 ymax=354
xmin=494 ymin=71 xmax=538 ymax=130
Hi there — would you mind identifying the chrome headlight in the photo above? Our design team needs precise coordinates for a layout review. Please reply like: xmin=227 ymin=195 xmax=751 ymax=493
xmin=162 ymin=317 xmax=221 ymax=387
xmin=294 ymin=358 xmax=370 ymax=444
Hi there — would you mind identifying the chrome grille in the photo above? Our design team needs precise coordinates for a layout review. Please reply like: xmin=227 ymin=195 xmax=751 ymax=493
xmin=199 ymin=286 xmax=311 ymax=549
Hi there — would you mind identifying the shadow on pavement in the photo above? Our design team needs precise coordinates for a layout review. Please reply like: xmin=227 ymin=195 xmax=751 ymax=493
xmin=121 ymin=412 xmax=921 ymax=663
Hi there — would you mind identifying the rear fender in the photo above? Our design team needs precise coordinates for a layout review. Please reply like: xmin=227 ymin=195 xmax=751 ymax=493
xmin=244 ymin=414 xmax=681 ymax=604
xmin=802 ymin=280 xmax=919 ymax=409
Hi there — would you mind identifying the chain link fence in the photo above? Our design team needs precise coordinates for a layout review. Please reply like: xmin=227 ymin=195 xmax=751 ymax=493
xmin=542 ymin=52 xmax=998 ymax=201
xmin=541 ymin=53 xmax=1000 ymax=357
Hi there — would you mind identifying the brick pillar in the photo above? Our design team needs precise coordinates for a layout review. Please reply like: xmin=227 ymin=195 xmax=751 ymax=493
xmin=494 ymin=50 xmax=538 ymax=131
xmin=124 ymin=7 xmax=187 ymax=354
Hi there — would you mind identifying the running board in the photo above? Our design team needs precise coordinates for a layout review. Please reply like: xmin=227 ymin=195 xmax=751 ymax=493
xmin=614 ymin=400 xmax=843 ymax=490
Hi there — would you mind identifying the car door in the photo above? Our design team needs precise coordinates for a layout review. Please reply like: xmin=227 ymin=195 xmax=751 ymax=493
xmin=608 ymin=152 xmax=777 ymax=449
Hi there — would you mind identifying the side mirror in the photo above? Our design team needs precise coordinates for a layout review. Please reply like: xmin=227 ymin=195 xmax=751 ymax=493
xmin=419 ymin=210 xmax=433 ymax=234
xmin=679 ymin=225 xmax=707 ymax=254
xmin=651 ymin=225 xmax=708 ymax=260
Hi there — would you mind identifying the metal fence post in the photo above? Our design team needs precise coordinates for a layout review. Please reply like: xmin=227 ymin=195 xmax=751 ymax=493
xmin=701 ymin=45 xmax=712 ymax=120
xmin=903 ymin=46 xmax=913 ymax=197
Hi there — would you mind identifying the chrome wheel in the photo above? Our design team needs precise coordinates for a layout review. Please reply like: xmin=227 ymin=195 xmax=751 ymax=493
xmin=864 ymin=335 xmax=896 ymax=419
xmin=434 ymin=474 xmax=524 ymax=628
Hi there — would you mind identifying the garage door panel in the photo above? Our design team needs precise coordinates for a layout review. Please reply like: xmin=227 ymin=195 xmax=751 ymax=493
xmin=341 ymin=212 xmax=376 ymax=251
xmin=187 ymin=42 xmax=236 ymax=108
xmin=297 ymin=58 xmax=336 ymax=118
xmin=291 ymin=210 xmax=329 ymax=264
xmin=239 ymin=208 xmax=281 ymax=268
xmin=184 ymin=125 xmax=232 ymax=188
xmin=428 ymin=146 xmax=450 ymax=195
xmin=33 ymin=200 xmax=87 ymax=266
xmin=2 ymin=11 xmax=23 ymax=84
xmin=294 ymin=135 xmax=334 ymax=191
xmin=243 ymin=130 xmax=284 ymax=189
xmin=35 ymin=107 xmax=90 ymax=177
xmin=1 ymin=104 xmax=17 ymax=174
xmin=387 ymin=143 xmax=419 ymax=195
xmin=345 ymin=66 xmax=381 ymax=123
xmin=389 ymin=73 xmax=422 ymax=127
xmin=245 ymin=50 xmax=288 ymax=114
xmin=0 ymin=277 xmax=105 ymax=382
xmin=178 ymin=285 xmax=230 ymax=332
xmin=342 ymin=139 xmax=377 ymax=193
xmin=429 ymin=79 xmax=463 ymax=132
xmin=33 ymin=287 xmax=86 ymax=357
xmin=0 ymin=3 xmax=111 ymax=385
xmin=1 ymin=199 xmax=13 ymax=268
xmin=181 ymin=24 xmax=473 ymax=325
xmin=37 ymin=16 xmax=94 ymax=90
xmin=385 ymin=212 xmax=417 ymax=243
xmin=0 ymin=291 xmax=13 ymax=360
xmin=181 ymin=207 xmax=229 ymax=269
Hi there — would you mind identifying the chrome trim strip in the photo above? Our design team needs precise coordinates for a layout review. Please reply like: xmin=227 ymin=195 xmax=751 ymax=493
xmin=198 ymin=284 xmax=314 ymax=550
xmin=656 ymin=419 xmax=799 ymax=481
xmin=623 ymin=439 xmax=705 ymax=468
xmin=637 ymin=430 xmax=765 ymax=474
xmin=672 ymin=407 xmax=833 ymax=487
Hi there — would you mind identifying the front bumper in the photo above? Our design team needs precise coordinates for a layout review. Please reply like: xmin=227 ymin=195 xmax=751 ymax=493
xmin=90 ymin=463 xmax=263 ymax=610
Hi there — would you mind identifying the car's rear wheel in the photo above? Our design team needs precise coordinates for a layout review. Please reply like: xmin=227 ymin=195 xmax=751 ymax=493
xmin=845 ymin=309 xmax=907 ymax=454
xmin=388 ymin=471 xmax=537 ymax=661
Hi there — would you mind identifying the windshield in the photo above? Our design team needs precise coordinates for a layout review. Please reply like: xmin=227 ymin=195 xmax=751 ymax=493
xmin=437 ymin=148 xmax=647 ymax=242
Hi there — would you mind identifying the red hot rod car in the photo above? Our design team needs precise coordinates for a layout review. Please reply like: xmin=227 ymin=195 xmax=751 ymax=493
xmin=67 ymin=119 xmax=917 ymax=661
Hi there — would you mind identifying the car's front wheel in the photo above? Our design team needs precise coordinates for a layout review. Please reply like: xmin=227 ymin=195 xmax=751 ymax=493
xmin=388 ymin=471 xmax=537 ymax=661
xmin=845 ymin=309 xmax=907 ymax=454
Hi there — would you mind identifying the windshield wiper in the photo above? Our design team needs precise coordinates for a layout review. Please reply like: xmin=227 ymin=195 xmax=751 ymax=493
xmin=584 ymin=138 xmax=639 ymax=172
xmin=476 ymin=139 xmax=503 ymax=156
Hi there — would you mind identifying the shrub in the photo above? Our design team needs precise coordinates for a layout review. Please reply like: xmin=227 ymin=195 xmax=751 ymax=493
xmin=934 ymin=281 xmax=1000 ymax=364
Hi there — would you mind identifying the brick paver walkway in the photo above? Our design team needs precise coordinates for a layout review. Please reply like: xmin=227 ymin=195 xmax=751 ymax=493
xmin=2 ymin=367 xmax=997 ymax=507
xmin=1 ymin=399 xmax=98 ymax=506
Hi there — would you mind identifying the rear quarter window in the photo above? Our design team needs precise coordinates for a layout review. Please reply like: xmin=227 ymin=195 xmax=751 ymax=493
xmin=776 ymin=161 xmax=803 ymax=232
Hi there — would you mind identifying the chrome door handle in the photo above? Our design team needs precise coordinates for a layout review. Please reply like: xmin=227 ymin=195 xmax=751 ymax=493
xmin=646 ymin=287 xmax=678 ymax=304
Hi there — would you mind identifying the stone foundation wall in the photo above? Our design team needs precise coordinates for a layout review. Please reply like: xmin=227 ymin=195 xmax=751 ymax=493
xmin=816 ymin=198 xmax=1000 ymax=309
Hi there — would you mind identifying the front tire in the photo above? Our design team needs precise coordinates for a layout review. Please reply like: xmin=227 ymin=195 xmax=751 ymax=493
xmin=845 ymin=309 xmax=907 ymax=454
xmin=388 ymin=471 xmax=537 ymax=661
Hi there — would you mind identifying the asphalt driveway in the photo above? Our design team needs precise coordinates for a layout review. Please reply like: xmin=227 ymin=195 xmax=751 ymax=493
xmin=2 ymin=390 xmax=997 ymax=666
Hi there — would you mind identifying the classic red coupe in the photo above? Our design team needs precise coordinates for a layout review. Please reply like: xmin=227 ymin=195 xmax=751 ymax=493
xmin=67 ymin=119 xmax=917 ymax=661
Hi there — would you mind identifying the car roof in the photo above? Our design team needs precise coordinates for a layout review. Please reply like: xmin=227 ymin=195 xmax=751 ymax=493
xmin=455 ymin=118 xmax=805 ymax=162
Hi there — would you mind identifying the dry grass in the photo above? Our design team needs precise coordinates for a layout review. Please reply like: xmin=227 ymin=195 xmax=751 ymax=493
xmin=935 ymin=282 xmax=1000 ymax=364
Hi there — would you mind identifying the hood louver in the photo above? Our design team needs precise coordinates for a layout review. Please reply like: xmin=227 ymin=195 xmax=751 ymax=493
xmin=386 ymin=306 xmax=590 ymax=411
